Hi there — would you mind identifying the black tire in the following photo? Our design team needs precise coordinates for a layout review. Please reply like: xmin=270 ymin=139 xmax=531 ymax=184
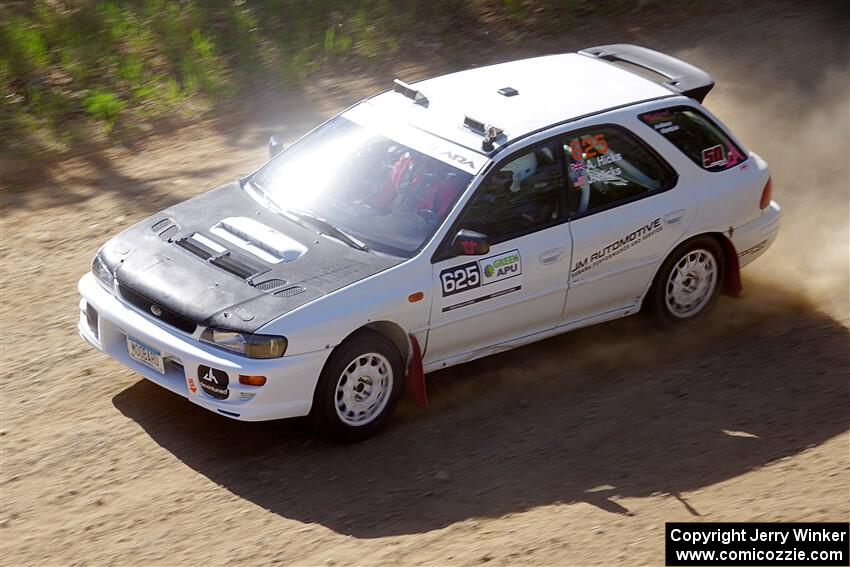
xmin=646 ymin=235 xmax=725 ymax=326
xmin=309 ymin=329 xmax=404 ymax=441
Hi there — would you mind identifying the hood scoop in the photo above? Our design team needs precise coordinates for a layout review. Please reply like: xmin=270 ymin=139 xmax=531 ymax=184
xmin=175 ymin=232 xmax=223 ymax=260
xmin=175 ymin=232 xmax=267 ymax=280
xmin=210 ymin=217 xmax=306 ymax=264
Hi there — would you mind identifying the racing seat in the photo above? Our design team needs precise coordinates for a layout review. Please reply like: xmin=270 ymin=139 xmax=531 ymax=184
xmin=370 ymin=151 xmax=413 ymax=210
xmin=414 ymin=172 xmax=466 ymax=218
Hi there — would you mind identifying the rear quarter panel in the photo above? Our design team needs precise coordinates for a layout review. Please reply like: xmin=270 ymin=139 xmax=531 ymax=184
xmin=631 ymin=99 xmax=771 ymax=238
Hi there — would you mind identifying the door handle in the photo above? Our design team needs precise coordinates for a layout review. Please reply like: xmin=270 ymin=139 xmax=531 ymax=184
xmin=540 ymin=247 xmax=564 ymax=265
xmin=664 ymin=209 xmax=686 ymax=225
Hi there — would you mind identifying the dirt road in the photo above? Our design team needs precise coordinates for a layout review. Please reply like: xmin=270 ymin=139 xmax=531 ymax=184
xmin=1 ymin=2 xmax=848 ymax=565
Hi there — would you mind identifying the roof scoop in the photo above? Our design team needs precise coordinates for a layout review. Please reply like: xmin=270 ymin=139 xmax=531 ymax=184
xmin=210 ymin=217 xmax=306 ymax=264
xmin=393 ymin=79 xmax=429 ymax=106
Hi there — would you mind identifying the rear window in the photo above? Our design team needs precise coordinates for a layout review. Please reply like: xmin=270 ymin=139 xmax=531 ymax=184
xmin=639 ymin=107 xmax=747 ymax=172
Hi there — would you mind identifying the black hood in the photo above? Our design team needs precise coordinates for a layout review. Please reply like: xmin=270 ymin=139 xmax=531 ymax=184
xmin=103 ymin=181 xmax=400 ymax=333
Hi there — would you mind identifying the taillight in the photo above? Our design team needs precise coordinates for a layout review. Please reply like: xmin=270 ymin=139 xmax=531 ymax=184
xmin=759 ymin=177 xmax=772 ymax=209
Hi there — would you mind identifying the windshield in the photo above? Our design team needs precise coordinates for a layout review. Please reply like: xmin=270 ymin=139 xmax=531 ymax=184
xmin=250 ymin=116 xmax=474 ymax=257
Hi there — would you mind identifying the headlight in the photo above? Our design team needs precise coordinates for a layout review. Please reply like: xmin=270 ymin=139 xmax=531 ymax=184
xmin=200 ymin=328 xmax=287 ymax=359
xmin=92 ymin=252 xmax=114 ymax=288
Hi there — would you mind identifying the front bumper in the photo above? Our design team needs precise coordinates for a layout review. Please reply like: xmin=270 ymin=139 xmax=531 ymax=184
xmin=78 ymin=273 xmax=328 ymax=421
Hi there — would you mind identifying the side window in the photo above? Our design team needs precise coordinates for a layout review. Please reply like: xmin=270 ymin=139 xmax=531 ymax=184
xmin=458 ymin=143 xmax=564 ymax=243
xmin=639 ymin=107 xmax=747 ymax=172
xmin=563 ymin=126 xmax=675 ymax=215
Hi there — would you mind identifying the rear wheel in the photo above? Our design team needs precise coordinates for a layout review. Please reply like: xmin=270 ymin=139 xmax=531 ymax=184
xmin=648 ymin=236 xmax=724 ymax=325
xmin=309 ymin=330 xmax=404 ymax=441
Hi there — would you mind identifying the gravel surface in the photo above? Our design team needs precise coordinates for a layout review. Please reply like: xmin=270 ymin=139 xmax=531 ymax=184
xmin=1 ymin=2 xmax=847 ymax=565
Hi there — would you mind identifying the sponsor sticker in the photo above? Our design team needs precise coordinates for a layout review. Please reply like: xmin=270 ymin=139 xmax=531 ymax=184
xmin=440 ymin=249 xmax=523 ymax=297
xmin=198 ymin=365 xmax=229 ymax=400
xmin=570 ymin=218 xmax=663 ymax=278
xmin=480 ymin=250 xmax=521 ymax=285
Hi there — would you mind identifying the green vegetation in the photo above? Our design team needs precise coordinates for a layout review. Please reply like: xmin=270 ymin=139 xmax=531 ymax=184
xmin=0 ymin=0 xmax=663 ymax=162
xmin=1 ymin=0 xmax=445 ymax=158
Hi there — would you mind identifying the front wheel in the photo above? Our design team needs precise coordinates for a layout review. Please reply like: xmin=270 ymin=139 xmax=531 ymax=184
xmin=309 ymin=330 xmax=404 ymax=441
xmin=647 ymin=236 xmax=725 ymax=325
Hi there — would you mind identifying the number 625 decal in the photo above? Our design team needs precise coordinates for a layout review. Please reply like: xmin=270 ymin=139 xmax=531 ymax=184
xmin=440 ymin=262 xmax=481 ymax=296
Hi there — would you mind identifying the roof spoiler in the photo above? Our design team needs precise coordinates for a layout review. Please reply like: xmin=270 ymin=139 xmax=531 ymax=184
xmin=579 ymin=44 xmax=715 ymax=103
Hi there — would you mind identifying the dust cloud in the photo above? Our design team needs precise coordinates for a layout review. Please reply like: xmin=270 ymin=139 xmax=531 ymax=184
xmin=741 ymin=67 xmax=849 ymax=319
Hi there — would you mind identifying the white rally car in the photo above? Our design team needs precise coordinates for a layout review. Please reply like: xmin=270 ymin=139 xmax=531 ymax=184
xmin=79 ymin=45 xmax=780 ymax=440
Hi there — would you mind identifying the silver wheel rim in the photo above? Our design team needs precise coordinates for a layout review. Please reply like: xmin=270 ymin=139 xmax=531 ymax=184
xmin=665 ymin=248 xmax=718 ymax=318
xmin=335 ymin=352 xmax=393 ymax=426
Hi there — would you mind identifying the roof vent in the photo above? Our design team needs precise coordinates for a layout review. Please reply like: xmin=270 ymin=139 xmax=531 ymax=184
xmin=393 ymin=79 xmax=428 ymax=106
xmin=497 ymin=87 xmax=519 ymax=97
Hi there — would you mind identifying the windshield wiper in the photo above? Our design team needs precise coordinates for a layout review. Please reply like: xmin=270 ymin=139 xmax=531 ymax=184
xmin=285 ymin=209 xmax=368 ymax=251
xmin=244 ymin=179 xmax=284 ymax=214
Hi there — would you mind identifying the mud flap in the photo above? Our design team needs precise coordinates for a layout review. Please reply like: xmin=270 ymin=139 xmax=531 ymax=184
xmin=405 ymin=334 xmax=429 ymax=409
xmin=719 ymin=235 xmax=742 ymax=297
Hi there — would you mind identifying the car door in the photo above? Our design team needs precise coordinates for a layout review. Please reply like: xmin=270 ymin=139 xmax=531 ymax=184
xmin=560 ymin=123 xmax=696 ymax=323
xmin=426 ymin=142 xmax=573 ymax=365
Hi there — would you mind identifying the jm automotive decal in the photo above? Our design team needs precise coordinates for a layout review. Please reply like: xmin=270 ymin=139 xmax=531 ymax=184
xmin=440 ymin=249 xmax=522 ymax=308
xmin=570 ymin=218 xmax=663 ymax=278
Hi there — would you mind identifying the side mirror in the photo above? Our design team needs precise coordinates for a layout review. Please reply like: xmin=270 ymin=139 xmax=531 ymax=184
xmin=268 ymin=135 xmax=286 ymax=158
xmin=452 ymin=229 xmax=490 ymax=256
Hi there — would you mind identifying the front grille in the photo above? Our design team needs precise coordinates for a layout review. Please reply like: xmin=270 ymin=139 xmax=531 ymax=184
xmin=118 ymin=284 xmax=197 ymax=334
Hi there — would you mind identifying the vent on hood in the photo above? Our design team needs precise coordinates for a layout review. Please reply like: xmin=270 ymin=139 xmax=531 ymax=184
xmin=151 ymin=218 xmax=171 ymax=233
xmin=252 ymin=278 xmax=287 ymax=292
xmin=175 ymin=233 xmax=226 ymax=261
xmin=275 ymin=285 xmax=307 ymax=298
xmin=210 ymin=217 xmax=306 ymax=264
xmin=151 ymin=218 xmax=180 ymax=242
xmin=210 ymin=253 xmax=265 ymax=280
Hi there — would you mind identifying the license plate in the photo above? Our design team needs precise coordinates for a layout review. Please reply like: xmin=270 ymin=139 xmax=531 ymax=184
xmin=127 ymin=335 xmax=165 ymax=374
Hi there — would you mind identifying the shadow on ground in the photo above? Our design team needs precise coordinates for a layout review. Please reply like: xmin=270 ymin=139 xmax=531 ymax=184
xmin=113 ymin=282 xmax=850 ymax=538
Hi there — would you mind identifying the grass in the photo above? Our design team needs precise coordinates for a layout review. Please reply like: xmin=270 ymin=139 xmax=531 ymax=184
xmin=0 ymin=0 xmax=668 ymax=163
